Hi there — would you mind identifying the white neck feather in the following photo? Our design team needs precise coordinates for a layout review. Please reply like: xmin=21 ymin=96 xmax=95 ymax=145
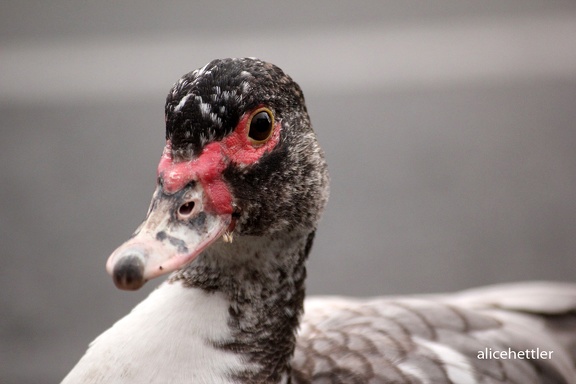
xmin=62 ymin=281 xmax=248 ymax=384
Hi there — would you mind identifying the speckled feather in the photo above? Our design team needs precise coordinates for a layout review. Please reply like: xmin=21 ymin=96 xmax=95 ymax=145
xmin=165 ymin=58 xmax=327 ymax=237
xmin=63 ymin=59 xmax=576 ymax=384
xmin=293 ymin=284 xmax=576 ymax=383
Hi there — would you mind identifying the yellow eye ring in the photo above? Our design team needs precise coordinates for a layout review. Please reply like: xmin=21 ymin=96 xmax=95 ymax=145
xmin=247 ymin=107 xmax=274 ymax=144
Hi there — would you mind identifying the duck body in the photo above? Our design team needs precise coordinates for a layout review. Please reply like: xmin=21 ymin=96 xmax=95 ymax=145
xmin=62 ymin=58 xmax=576 ymax=383
xmin=64 ymin=279 xmax=576 ymax=383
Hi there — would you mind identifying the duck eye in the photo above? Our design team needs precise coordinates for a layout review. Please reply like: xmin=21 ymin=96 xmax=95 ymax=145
xmin=247 ymin=108 xmax=274 ymax=143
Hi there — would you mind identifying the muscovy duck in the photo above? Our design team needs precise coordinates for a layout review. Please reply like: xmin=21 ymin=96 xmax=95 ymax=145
xmin=62 ymin=58 xmax=576 ymax=383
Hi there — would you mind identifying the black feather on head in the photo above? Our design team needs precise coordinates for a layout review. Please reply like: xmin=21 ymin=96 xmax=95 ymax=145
xmin=164 ymin=58 xmax=329 ymax=236
xmin=165 ymin=58 xmax=307 ymax=159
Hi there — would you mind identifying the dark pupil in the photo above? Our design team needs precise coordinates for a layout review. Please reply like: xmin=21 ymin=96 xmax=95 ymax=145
xmin=249 ymin=111 xmax=272 ymax=141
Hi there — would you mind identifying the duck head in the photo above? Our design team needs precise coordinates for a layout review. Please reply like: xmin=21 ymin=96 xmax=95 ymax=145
xmin=106 ymin=58 xmax=329 ymax=290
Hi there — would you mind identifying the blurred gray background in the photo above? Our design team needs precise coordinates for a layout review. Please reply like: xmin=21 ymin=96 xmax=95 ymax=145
xmin=2 ymin=1 xmax=576 ymax=383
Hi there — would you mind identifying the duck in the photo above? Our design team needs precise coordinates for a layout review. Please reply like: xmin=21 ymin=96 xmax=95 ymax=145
xmin=62 ymin=58 xmax=576 ymax=383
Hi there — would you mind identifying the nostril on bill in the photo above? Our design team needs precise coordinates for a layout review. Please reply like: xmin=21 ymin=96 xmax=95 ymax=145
xmin=112 ymin=255 xmax=146 ymax=290
xmin=178 ymin=201 xmax=195 ymax=218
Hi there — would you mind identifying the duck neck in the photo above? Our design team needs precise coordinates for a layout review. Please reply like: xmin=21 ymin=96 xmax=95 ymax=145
xmin=170 ymin=228 xmax=315 ymax=383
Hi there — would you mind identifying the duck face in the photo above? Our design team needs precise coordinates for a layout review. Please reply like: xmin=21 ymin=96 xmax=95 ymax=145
xmin=106 ymin=58 xmax=329 ymax=290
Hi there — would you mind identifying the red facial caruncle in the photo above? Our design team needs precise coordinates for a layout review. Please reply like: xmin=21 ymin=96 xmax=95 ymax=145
xmin=157 ymin=106 xmax=281 ymax=214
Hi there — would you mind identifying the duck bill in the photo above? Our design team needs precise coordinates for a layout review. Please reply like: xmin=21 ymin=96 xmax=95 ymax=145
xmin=106 ymin=185 xmax=231 ymax=290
